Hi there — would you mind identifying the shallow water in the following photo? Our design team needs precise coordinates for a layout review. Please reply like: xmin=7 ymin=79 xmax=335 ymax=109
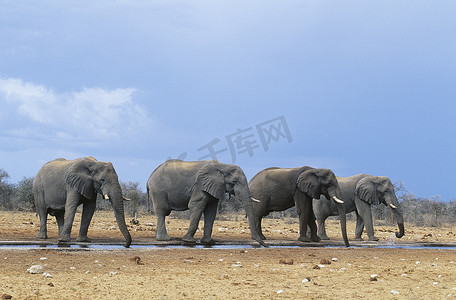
xmin=1 ymin=244 xmax=456 ymax=250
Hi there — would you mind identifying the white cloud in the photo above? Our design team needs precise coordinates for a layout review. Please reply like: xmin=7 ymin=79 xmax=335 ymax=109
xmin=0 ymin=78 xmax=152 ymax=143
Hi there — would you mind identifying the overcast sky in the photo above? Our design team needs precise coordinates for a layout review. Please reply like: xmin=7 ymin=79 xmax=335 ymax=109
xmin=1 ymin=1 xmax=455 ymax=201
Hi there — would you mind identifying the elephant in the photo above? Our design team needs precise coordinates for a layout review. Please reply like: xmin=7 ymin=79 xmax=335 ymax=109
xmin=313 ymin=174 xmax=405 ymax=241
xmin=146 ymin=159 xmax=266 ymax=246
xmin=33 ymin=157 xmax=132 ymax=247
xmin=249 ymin=166 xmax=350 ymax=247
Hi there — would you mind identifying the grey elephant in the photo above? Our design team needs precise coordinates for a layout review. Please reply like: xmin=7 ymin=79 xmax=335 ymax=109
xmin=33 ymin=157 xmax=132 ymax=247
xmin=313 ymin=174 xmax=405 ymax=241
xmin=146 ymin=159 xmax=266 ymax=246
xmin=249 ymin=166 xmax=349 ymax=247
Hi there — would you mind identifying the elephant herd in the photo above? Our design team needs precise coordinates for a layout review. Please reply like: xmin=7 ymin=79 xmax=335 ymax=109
xmin=32 ymin=157 xmax=405 ymax=248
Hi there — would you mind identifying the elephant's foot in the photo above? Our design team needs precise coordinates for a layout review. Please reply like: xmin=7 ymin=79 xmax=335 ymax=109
xmin=37 ymin=232 xmax=48 ymax=239
xmin=318 ymin=234 xmax=330 ymax=240
xmin=353 ymin=236 xmax=364 ymax=241
xmin=310 ymin=235 xmax=321 ymax=242
xmin=368 ymin=236 xmax=379 ymax=241
xmin=156 ymin=233 xmax=172 ymax=241
xmin=260 ymin=233 xmax=266 ymax=240
xmin=76 ymin=236 xmax=91 ymax=243
xmin=298 ymin=235 xmax=311 ymax=242
xmin=182 ymin=235 xmax=197 ymax=244
xmin=201 ymin=236 xmax=216 ymax=246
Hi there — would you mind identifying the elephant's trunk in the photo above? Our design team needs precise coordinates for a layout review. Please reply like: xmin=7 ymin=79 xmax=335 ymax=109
xmin=396 ymin=222 xmax=405 ymax=238
xmin=235 ymin=184 xmax=267 ymax=247
xmin=336 ymin=202 xmax=350 ymax=247
xmin=111 ymin=188 xmax=132 ymax=248
xmin=386 ymin=196 xmax=405 ymax=239
xmin=330 ymin=189 xmax=349 ymax=247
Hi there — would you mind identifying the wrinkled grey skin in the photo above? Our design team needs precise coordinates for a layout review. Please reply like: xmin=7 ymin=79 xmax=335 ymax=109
xmin=249 ymin=166 xmax=349 ymax=247
xmin=313 ymin=174 xmax=405 ymax=241
xmin=147 ymin=159 xmax=266 ymax=246
xmin=33 ymin=157 xmax=132 ymax=247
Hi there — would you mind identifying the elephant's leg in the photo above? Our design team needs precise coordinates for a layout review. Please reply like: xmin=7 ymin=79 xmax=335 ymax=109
xmin=37 ymin=208 xmax=48 ymax=239
xmin=151 ymin=191 xmax=172 ymax=241
xmin=317 ymin=217 xmax=330 ymax=240
xmin=355 ymin=198 xmax=379 ymax=241
xmin=183 ymin=190 xmax=207 ymax=243
xmin=77 ymin=200 xmax=96 ymax=242
xmin=307 ymin=210 xmax=320 ymax=242
xmin=59 ymin=190 xmax=80 ymax=242
xmin=201 ymin=198 xmax=219 ymax=245
xmin=295 ymin=194 xmax=312 ymax=242
xmin=354 ymin=211 xmax=365 ymax=241
xmin=55 ymin=211 xmax=65 ymax=237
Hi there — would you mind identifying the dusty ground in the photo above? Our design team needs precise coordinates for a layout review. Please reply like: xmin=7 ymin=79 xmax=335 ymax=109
xmin=1 ymin=211 xmax=456 ymax=299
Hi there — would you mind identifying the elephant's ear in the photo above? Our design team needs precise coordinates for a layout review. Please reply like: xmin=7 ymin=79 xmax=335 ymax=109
xmin=65 ymin=158 xmax=95 ymax=199
xmin=297 ymin=170 xmax=320 ymax=199
xmin=195 ymin=163 xmax=225 ymax=201
xmin=355 ymin=178 xmax=379 ymax=205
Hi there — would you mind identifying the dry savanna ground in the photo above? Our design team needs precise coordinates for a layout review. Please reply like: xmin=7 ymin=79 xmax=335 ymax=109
xmin=1 ymin=211 xmax=456 ymax=299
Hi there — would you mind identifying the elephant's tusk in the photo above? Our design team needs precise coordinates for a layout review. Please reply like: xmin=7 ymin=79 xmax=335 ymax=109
xmin=104 ymin=194 xmax=110 ymax=200
xmin=251 ymin=197 xmax=261 ymax=203
xmin=389 ymin=203 xmax=397 ymax=209
xmin=332 ymin=196 xmax=344 ymax=204
xmin=123 ymin=196 xmax=131 ymax=201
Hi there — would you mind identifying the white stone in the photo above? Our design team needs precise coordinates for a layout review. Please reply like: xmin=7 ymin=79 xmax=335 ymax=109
xmin=27 ymin=265 xmax=44 ymax=274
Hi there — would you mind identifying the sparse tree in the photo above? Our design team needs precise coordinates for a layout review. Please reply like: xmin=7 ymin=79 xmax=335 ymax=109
xmin=12 ymin=177 xmax=35 ymax=211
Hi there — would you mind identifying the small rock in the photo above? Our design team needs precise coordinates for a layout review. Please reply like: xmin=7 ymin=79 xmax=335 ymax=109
xmin=42 ymin=272 xmax=53 ymax=278
xmin=320 ymin=259 xmax=331 ymax=265
xmin=317 ymin=264 xmax=326 ymax=268
xmin=47 ymin=283 xmax=54 ymax=287
xmin=232 ymin=264 xmax=242 ymax=268
xmin=131 ymin=256 xmax=144 ymax=265
xmin=416 ymin=261 xmax=421 ymax=264
xmin=279 ymin=259 xmax=294 ymax=265
xmin=220 ymin=274 xmax=229 ymax=279
xmin=312 ymin=265 xmax=320 ymax=269
xmin=184 ymin=259 xmax=195 ymax=264
xmin=277 ymin=290 xmax=283 ymax=294
xmin=391 ymin=290 xmax=400 ymax=295
xmin=2 ymin=294 xmax=12 ymax=300
xmin=27 ymin=265 xmax=44 ymax=274
xmin=254 ymin=264 xmax=260 ymax=268
xmin=331 ymin=258 xmax=338 ymax=262
xmin=70 ymin=266 xmax=76 ymax=270
xmin=40 ymin=257 xmax=48 ymax=261
xmin=370 ymin=274 xmax=378 ymax=281
xmin=108 ymin=271 xmax=118 ymax=276
xmin=302 ymin=277 xmax=311 ymax=283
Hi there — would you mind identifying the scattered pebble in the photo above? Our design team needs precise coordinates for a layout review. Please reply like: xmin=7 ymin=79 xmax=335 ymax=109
xmin=42 ymin=272 xmax=53 ymax=278
xmin=320 ymin=259 xmax=331 ymax=265
xmin=232 ymin=264 xmax=242 ymax=268
xmin=416 ymin=261 xmax=420 ymax=264
xmin=108 ymin=271 xmax=118 ymax=276
xmin=2 ymin=294 xmax=12 ymax=299
xmin=184 ymin=259 xmax=195 ymax=264
xmin=254 ymin=264 xmax=260 ymax=268
xmin=279 ymin=259 xmax=294 ymax=265
xmin=370 ymin=274 xmax=378 ymax=281
xmin=277 ymin=290 xmax=283 ymax=294
xmin=70 ymin=267 xmax=76 ymax=270
xmin=317 ymin=264 xmax=326 ymax=268
xmin=27 ymin=265 xmax=43 ymax=274
xmin=331 ymin=258 xmax=338 ymax=262
xmin=40 ymin=257 xmax=48 ymax=261
xmin=391 ymin=290 xmax=400 ymax=295
xmin=302 ymin=277 xmax=311 ymax=283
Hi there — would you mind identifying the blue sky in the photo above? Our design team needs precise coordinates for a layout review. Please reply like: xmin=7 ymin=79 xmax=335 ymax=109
xmin=1 ymin=1 xmax=455 ymax=201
